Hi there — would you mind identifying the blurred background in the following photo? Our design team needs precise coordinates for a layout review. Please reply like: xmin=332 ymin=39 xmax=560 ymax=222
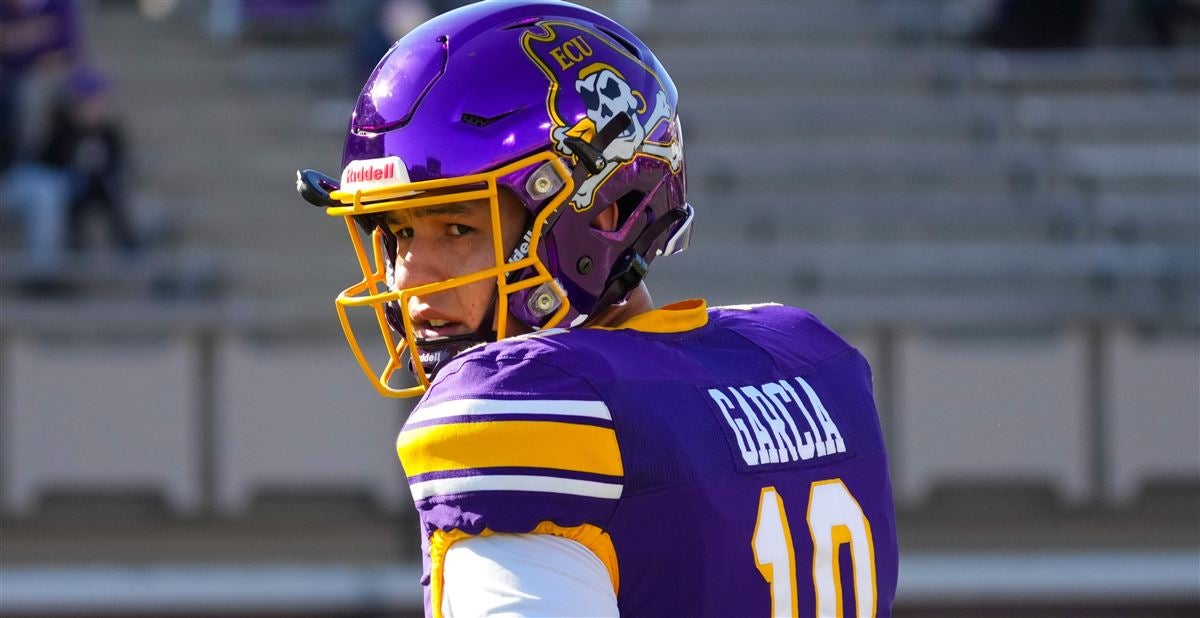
xmin=0 ymin=0 xmax=1197 ymax=616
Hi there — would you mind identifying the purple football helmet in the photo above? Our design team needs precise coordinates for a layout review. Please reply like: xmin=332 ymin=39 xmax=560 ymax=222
xmin=297 ymin=0 xmax=692 ymax=397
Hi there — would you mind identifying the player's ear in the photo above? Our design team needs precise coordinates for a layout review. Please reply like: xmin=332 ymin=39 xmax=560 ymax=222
xmin=591 ymin=202 xmax=620 ymax=232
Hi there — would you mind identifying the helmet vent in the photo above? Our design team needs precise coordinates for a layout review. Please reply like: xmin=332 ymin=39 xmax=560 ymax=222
xmin=614 ymin=190 xmax=646 ymax=230
xmin=461 ymin=110 xmax=516 ymax=128
xmin=591 ymin=190 xmax=646 ymax=232
xmin=597 ymin=25 xmax=641 ymax=60
xmin=501 ymin=16 xmax=542 ymax=30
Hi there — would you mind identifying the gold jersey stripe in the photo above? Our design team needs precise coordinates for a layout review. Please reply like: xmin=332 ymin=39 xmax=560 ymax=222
xmin=398 ymin=420 xmax=623 ymax=477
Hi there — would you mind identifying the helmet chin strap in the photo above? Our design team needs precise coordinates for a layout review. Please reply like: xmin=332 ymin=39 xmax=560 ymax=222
xmin=409 ymin=330 xmax=494 ymax=381
xmin=408 ymin=293 xmax=499 ymax=383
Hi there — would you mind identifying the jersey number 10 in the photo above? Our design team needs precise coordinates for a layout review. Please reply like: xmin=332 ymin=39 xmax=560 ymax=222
xmin=752 ymin=480 xmax=876 ymax=617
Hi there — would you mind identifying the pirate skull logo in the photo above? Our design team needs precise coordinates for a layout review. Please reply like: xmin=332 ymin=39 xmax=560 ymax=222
xmin=551 ymin=66 xmax=682 ymax=210
xmin=578 ymin=69 xmax=642 ymax=156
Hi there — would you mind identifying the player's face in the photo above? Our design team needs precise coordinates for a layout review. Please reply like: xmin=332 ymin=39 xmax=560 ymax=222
xmin=383 ymin=192 xmax=530 ymax=343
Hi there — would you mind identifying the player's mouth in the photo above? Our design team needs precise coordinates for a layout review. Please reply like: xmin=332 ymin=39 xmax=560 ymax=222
xmin=409 ymin=308 xmax=472 ymax=342
xmin=415 ymin=318 xmax=467 ymax=341
xmin=407 ymin=312 xmax=484 ymax=379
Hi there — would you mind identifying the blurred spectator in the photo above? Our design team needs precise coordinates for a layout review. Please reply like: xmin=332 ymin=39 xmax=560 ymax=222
xmin=0 ymin=0 xmax=80 ymax=277
xmin=1 ymin=0 xmax=80 ymax=170
xmin=40 ymin=68 xmax=139 ymax=255
xmin=1130 ymin=0 xmax=1200 ymax=47
xmin=0 ymin=145 xmax=71 ymax=276
xmin=977 ymin=0 xmax=1096 ymax=49
xmin=975 ymin=0 xmax=1200 ymax=49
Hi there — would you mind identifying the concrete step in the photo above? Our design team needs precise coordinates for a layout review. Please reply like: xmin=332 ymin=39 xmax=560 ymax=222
xmin=686 ymin=142 xmax=1043 ymax=198
xmin=1009 ymin=93 xmax=1200 ymax=144
xmin=658 ymin=47 xmax=967 ymax=97
xmin=648 ymin=242 xmax=1199 ymax=322
xmin=693 ymin=193 xmax=1075 ymax=244
xmin=681 ymin=95 xmax=1004 ymax=146
xmin=615 ymin=0 xmax=937 ymax=47
xmin=970 ymin=49 xmax=1200 ymax=94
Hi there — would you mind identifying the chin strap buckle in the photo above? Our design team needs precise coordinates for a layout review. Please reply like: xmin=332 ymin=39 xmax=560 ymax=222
xmin=562 ymin=112 xmax=632 ymax=176
xmin=608 ymin=249 xmax=649 ymax=295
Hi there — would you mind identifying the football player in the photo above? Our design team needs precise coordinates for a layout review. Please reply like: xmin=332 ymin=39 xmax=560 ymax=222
xmin=297 ymin=1 xmax=898 ymax=616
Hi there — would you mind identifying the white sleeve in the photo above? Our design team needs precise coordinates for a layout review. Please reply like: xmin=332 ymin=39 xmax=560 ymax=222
xmin=441 ymin=533 xmax=619 ymax=617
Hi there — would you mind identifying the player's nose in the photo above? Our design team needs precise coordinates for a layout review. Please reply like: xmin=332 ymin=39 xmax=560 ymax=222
xmin=393 ymin=258 xmax=441 ymax=291
xmin=391 ymin=241 xmax=449 ymax=290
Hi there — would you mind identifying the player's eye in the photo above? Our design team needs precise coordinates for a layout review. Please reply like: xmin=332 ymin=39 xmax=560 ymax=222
xmin=447 ymin=223 xmax=474 ymax=237
xmin=382 ymin=214 xmax=413 ymax=238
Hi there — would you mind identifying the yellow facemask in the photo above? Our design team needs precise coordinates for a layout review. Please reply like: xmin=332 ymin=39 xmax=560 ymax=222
xmin=325 ymin=152 xmax=574 ymax=398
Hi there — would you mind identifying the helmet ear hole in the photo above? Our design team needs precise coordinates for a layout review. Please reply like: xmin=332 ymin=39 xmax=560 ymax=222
xmin=590 ymin=190 xmax=645 ymax=233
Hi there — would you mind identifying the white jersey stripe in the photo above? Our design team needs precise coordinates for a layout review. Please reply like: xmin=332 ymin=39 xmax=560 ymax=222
xmin=409 ymin=398 xmax=612 ymax=424
xmin=409 ymin=474 xmax=623 ymax=501
xmin=716 ymin=302 xmax=781 ymax=311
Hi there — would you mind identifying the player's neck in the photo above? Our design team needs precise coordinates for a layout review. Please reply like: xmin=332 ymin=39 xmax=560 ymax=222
xmin=591 ymin=283 xmax=654 ymax=328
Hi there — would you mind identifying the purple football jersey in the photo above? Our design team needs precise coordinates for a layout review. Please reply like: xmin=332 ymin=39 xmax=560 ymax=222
xmin=398 ymin=300 xmax=898 ymax=617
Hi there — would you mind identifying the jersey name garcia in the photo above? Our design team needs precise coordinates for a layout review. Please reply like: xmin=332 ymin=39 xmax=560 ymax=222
xmin=398 ymin=301 xmax=899 ymax=617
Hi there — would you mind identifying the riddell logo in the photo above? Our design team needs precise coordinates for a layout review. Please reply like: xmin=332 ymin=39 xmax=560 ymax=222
xmin=507 ymin=228 xmax=534 ymax=264
xmin=341 ymin=156 xmax=409 ymax=190
xmin=346 ymin=162 xmax=394 ymax=183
